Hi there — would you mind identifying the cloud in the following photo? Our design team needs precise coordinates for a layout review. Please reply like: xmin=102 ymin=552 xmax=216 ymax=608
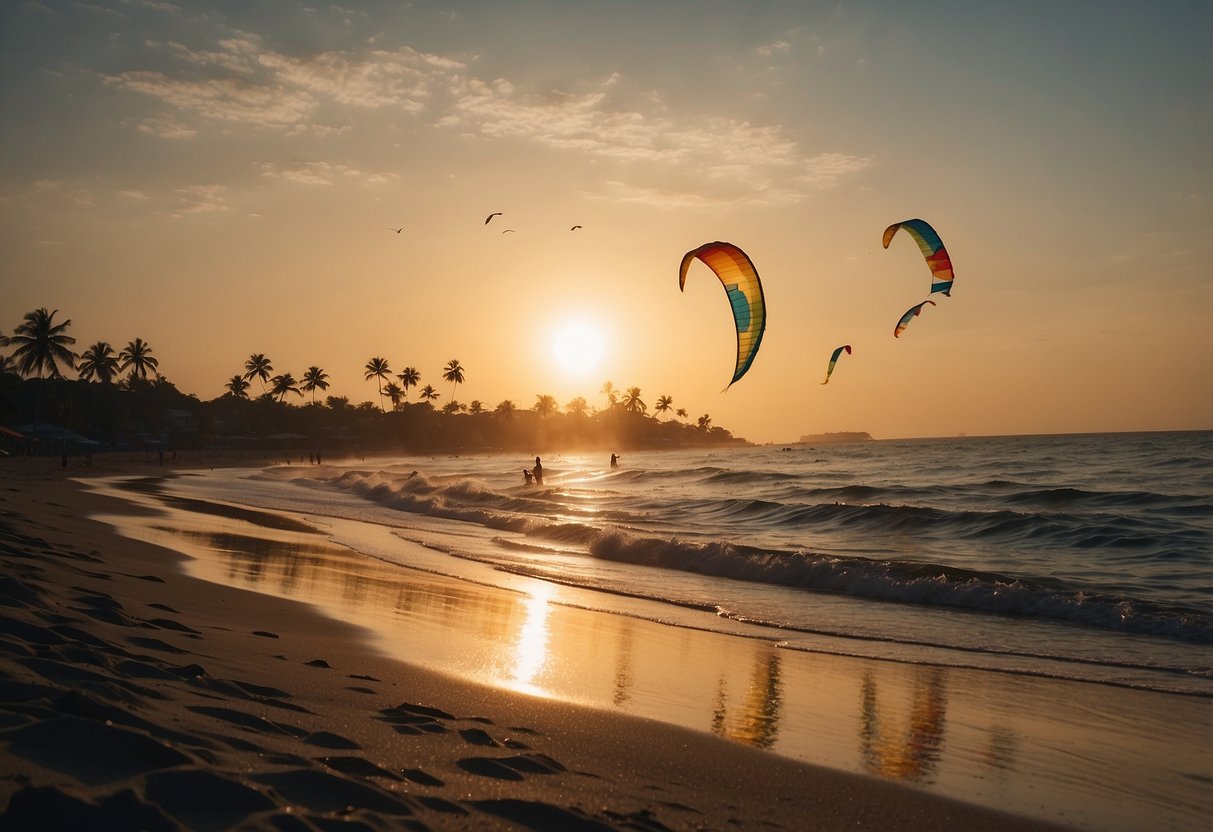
xmin=257 ymin=160 xmax=398 ymax=187
xmin=107 ymin=30 xmax=871 ymax=206
xmin=172 ymin=183 xmax=228 ymax=215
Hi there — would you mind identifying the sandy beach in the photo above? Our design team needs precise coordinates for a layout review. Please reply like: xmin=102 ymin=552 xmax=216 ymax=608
xmin=0 ymin=455 xmax=1139 ymax=829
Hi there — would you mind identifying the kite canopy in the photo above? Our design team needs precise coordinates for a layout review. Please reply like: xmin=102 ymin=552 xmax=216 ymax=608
xmin=822 ymin=344 xmax=852 ymax=385
xmin=679 ymin=241 xmax=767 ymax=387
xmin=882 ymin=219 xmax=954 ymax=297
xmin=893 ymin=300 xmax=936 ymax=338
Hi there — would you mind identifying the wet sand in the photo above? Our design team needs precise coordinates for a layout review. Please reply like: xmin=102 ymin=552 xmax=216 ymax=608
xmin=0 ymin=455 xmax=1159 ymax=829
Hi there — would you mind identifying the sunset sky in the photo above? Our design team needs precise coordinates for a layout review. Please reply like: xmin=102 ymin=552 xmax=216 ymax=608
xmin=3 ymin=0 xmax=1210 ymax=442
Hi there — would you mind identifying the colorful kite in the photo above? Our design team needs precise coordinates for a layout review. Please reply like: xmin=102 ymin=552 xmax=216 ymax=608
xmin=822 ymin=344 xmax=852 ymax=384
xmin=882 ymin=219 xmax=954 ymax=297
xmin=679 ymin=241 xmax=767 ymax=388
xmin=893 ymin=300 xmax=936 ymax=338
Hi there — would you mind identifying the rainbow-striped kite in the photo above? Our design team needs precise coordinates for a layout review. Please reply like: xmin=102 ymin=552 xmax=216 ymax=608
xmin=822 ymin=344 xmax=852 ymax=384
xmin=882 ymin=219 xmax=954 ymax=297
xmin=679 ymin=241 xmax=767 ymax=388
xmin=894 ymin=300 xmax=936 ymax=338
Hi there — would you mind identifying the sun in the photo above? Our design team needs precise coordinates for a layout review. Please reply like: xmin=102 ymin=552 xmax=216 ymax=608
xmin=550 ymin=320 xmax=604 ymax=375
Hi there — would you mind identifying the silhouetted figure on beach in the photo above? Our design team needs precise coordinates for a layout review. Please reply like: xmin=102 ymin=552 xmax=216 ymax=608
xmin=523 ymin=469 xmax=533 ymax=485
xmin=610 ymin=453 xmax=619 ymax=469
xmin=532 ymin=457 xmax=544 ymax=486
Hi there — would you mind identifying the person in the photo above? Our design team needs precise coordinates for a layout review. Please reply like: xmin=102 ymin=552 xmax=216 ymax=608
xmin=523 ymin=469 xmax=533 ymax=485
xmin=532 ymin=456 xmax=544 ymax=486
xmin=610 ymin=453 xmax=619 ymax=469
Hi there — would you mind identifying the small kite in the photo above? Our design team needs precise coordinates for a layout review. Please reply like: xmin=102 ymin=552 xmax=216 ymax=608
xmin=893 ymin=300 xmax=936 ymax=338
xmin=679 ymin=241 xmax=767 ymax=388
xmin=822 ymin=345 xmax=852 ymax=384
xmin=882 ymin=219 xmax=954 ymax=297
xmin=570 ymin=225 xmax=582 ymax=231
xmin=485 ymin=212 xmax=502 ymax=225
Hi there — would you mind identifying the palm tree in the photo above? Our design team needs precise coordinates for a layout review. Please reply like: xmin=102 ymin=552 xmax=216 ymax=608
xmin=533 ymin=394 xmax=558 ymax=419
xmin=225 ymin=375 xmax=251 ymax=399
xmin=270 ymin=373 xmax=302 ymax=403
xmin=244 ymin=354 xmax=273 ymax=394
xmin=655 ymin=395 xmax=674 ymax=418
xmin=600 ymin=380 xmax=618 ymax=409
xmin=418 ymin=384 xmax=441 ymax=405
xmin=442 ymin=359 xmax=465 ymax=403
xmin=697 ymin=413 xmax=713 ymax=431
xmin=494 ymin=399 xmax=517 ymax=422
xmin=565 ymin=396 xmax=589 ymax=417
xmin=468 ymin=400 xmax=484 ymax=414
xmin=622 ymin=387 xmax=647 ymax=414
xmin=364 ymin=356 xmax=391 ymax=411
xmin=119 ymin=338 xmax=158 ymax=380
xmin=78 ymin=341 xmax=120 ymax=383
xmin=676 ymin=408 xmax=688 ymax=420
xmin=301 ymin=365 xmax=330 ymax=404
xmin=384 ymin=382 xmax=404 ymax=411
xmin=397 ymin=366 xmax=420 ymax=399
xmin=8 ymin=308 xmax=77 ymax=378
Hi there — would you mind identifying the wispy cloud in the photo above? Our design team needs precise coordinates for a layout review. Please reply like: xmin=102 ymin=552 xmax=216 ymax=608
xmin=106 ymin=29 xmax=872 ymax=206
xmin=257 ymin=160 xmax=398 ymax=187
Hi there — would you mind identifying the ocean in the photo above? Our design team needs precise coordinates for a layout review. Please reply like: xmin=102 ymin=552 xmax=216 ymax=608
xmin=91 ymin=430 xmax=1213 ymax=830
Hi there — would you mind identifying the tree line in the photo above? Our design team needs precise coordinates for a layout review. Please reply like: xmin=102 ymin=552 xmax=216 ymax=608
xmin=1 ymin=308 xmax=741 ymax=455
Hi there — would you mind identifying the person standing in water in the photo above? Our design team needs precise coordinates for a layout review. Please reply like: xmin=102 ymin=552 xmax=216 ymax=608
xmin=610 ymin=453 xmax=619 ymax=469
xmin=532 ymin=456 xmax=544 ymax=486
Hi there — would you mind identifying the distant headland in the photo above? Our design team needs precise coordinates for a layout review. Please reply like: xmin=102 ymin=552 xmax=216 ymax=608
xmin=796 ymin=431 xmax=874 ymax=444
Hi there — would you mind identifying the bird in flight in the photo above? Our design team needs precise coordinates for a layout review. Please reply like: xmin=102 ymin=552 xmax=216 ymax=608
xmin=502 ymin=229 xmax=516 ymax=234
xmin=391 ymin=227 xmax=403 ymax=234
xmin=485 ymin=212 xmax=502 ymax=225
xmin=570 ymin=225 xmax=582 ymax=231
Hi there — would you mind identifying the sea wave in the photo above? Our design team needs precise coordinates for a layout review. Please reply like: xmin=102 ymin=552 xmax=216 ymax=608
xmin=318 ymin=467 xmax=1212 ymax=644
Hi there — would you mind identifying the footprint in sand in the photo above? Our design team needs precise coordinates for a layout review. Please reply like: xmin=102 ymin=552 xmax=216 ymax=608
xmin=304 ymin=659 xmax=331 ymax=668
xmin=456 ymin=753 xmax=567 ymax=781
xmin=252 ymin=630 xmax=278 ymax=639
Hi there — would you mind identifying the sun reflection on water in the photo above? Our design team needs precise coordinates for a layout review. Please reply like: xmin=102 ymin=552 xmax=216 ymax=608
xmin=507 ymin=582 xmax=555 ymax=695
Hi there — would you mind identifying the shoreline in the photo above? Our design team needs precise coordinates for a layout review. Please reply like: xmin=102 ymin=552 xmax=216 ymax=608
xmin=0 ymin=459 xmax=1084 ymax=830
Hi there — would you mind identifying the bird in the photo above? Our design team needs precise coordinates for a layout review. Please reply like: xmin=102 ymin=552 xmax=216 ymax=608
xmin=502 ymin=229 xmax=516 ymax=234
xmin=391 ymin=227 xmax=403 ymax=234
xmin=485 ymin=212 xmax=502 ymax=225
xmin=570 ymin=225 xmax=582 ymax=231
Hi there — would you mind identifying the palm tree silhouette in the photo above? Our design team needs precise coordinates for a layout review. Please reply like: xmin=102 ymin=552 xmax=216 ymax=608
xmin=244 ymin=354 xmax=273 ymax=395
xmin=676 ymin=408 xmax=688 ymax=420
xmin=364 ymin=356 xmax=391 ymax=411
xmin=442 ymin=359 xmax=465 ymax=403
xmin=494 ymin=399 xmax=517 ymax=422
xmin=565 ymin=396 xmax=589 ymax=417
xmin=468 ymin=400 xmax=484 ymax=414
xmin=622 ymin=387 xmax=646 ymax=414
xmin=301 ymin=366 xmax=330 ymax=404
xmin=697 ymin=414 xmax=713 ymax=431
xmin=397 ymin=366 xmax=420 ymax=399
xmin=384 ymin=382 xmax=404 ymax=411
xmin=8 ymin=308 xmax=77 ymax=378
xmin=225 ymin=375 xmax=251 ymax=399
xmin=655 ymin=395 xmax=673 ymax=419
xmin=533 ymin=394 xmax=558 ymax=419
xmin=418 ymin=384 xmax=440 ymax=405
xmin=119 ymin=338 xmax=158 ymax=380
xmin=78 ymin=341 xmax=120 ymax=383
xmin=600 ymin=380 xmax=618 ymax=409
xmin=270 ymin=373 xmax=302 ymax=403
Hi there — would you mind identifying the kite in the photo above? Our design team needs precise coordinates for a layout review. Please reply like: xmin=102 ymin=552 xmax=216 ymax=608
xmin=678 ymin=241 xmax=767 ymax=387
xmin=822 ymin=345 xmax=852 ymax=384
xmin=570 ymin=225 xmax=582 ymax=231
xmin=485 ymin=212 xmax=502 ymax=225
xmin=893 ymin=300 xmax=936 ymax=338
xmin=882 ymin=219 xmax=954 ymax=297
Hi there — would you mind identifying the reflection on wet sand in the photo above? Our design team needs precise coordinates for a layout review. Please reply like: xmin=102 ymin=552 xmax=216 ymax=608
xmin=88 ymin=477 xmax=1213 ymax=832
xmin=860 ymin=667 xmax=947 ymax=782
xmin=711 ymin=648 xmax=783 ymax=749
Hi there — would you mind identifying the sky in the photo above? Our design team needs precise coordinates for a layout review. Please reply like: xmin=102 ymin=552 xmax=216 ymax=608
xmin=2 ymin=0 xmax=1210 ymax=443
